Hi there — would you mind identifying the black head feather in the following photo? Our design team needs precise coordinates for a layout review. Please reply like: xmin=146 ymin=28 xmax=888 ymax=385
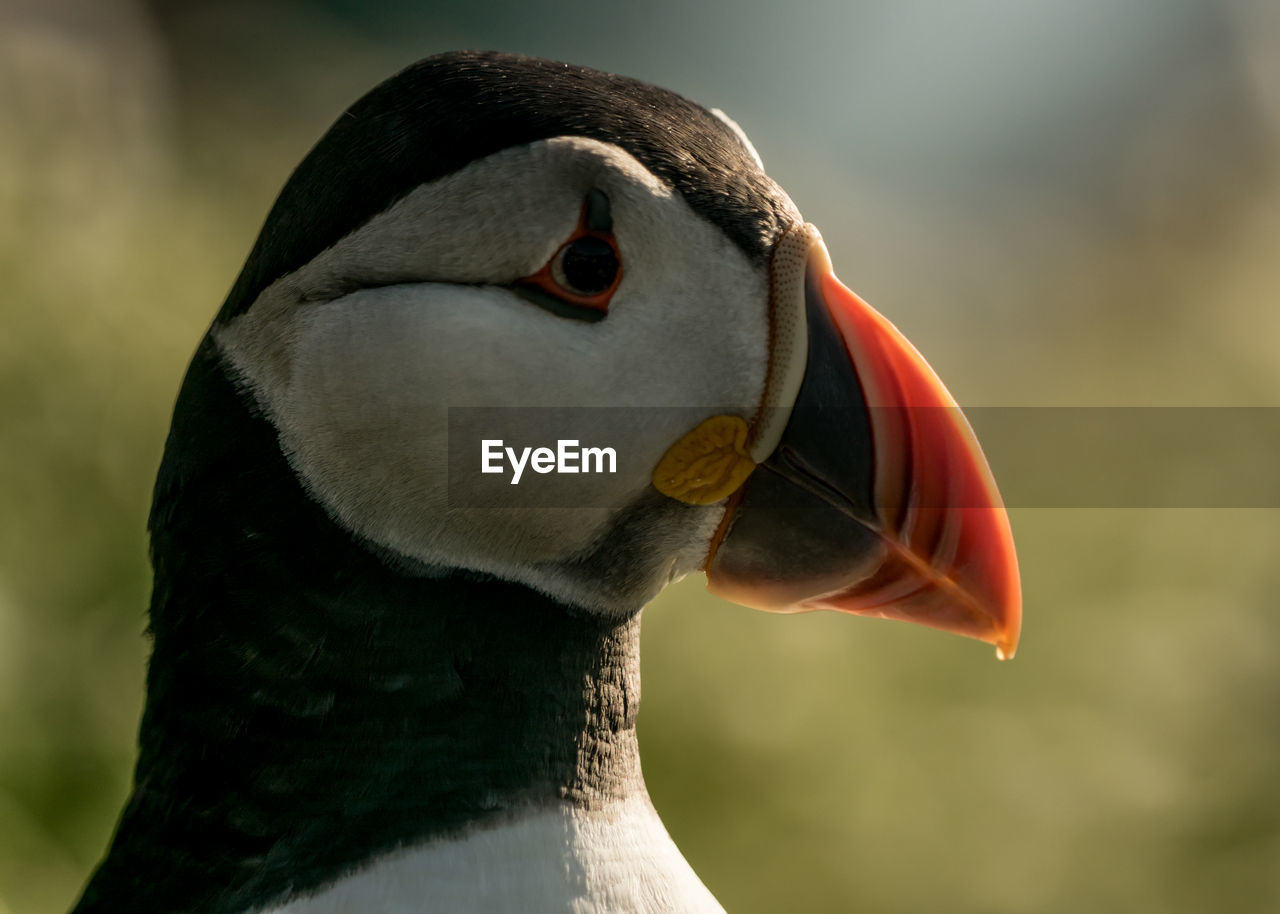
xmin=220 ymin=50 xmax=793 ymax=322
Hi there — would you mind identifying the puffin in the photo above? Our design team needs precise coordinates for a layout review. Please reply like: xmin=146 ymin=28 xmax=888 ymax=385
xmin=70 ymin=51 xmax=1020 ymax=914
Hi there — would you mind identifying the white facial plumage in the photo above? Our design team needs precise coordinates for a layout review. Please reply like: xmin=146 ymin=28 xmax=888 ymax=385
xmin=215 ymin=136 xmax=797 ymax=614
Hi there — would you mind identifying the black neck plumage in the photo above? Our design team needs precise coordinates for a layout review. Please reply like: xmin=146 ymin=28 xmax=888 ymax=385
xmin=72 ymin=344 xmax=643 ymax=914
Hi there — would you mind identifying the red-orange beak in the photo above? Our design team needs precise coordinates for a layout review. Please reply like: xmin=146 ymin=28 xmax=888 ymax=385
xmin=706 ymin=230 xmax=1021 ymax=659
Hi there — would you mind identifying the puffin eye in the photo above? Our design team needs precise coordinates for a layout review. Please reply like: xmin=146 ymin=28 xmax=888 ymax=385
xmin=511 ymin=191 xmax=623 ymax=322
xmin=552 ymin=236 xmax=620 ymax=297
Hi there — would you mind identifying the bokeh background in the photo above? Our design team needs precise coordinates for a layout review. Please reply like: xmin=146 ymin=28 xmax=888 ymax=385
xmin=3 ymin=1 xmax=1279 ymax=912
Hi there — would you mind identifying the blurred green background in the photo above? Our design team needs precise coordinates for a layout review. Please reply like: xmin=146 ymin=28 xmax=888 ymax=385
xmin=2 ymin=1 xmax=1278 ymax=912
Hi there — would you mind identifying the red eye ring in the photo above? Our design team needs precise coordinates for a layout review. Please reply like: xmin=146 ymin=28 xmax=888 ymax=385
xmin=516 ymin=198 xmax=623 ymax=316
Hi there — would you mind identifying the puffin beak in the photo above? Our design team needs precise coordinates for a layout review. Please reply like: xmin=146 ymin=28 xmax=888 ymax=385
xmin=705 ymin=227 xmax=1022 ymax=659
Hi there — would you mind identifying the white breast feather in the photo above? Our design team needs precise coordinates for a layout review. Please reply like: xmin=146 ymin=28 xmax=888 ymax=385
xmin=259 ymin=795 xmax=726 ymax=914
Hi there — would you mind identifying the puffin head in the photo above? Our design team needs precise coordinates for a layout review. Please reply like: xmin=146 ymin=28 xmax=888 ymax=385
xmin=185 ymin=50 xmax=1019 ymax=657
xmin=72 ymin=50 xmax=1025 ymax=914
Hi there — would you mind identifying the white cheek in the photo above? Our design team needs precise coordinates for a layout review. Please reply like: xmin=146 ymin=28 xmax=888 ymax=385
xmin=224 ymin=242 xmax=765 ymax=597
xmin=602 ymin=195 xmax=768 ymax=411
xmin=268 ymin=285 xmax=625 ymax=565
xmin=215 ymin=135 xmax=779 ymax=612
